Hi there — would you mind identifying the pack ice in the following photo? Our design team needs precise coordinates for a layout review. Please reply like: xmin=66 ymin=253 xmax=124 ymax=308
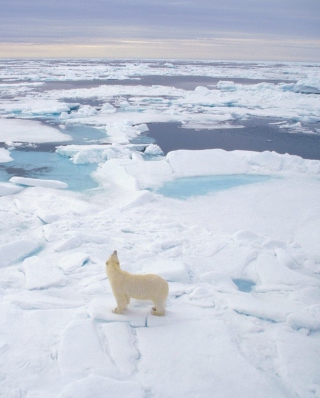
xmin=0 ymin=59 xmax=320 ymax=398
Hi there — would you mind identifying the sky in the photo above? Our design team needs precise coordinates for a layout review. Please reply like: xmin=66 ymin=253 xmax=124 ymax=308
xmin=0 ymin=0 xmax=319 ymax=61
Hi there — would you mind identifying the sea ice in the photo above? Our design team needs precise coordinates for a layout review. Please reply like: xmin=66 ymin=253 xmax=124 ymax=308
xmin=0 ymin=59 xmax=320 ymax=398
xmin=10 ymin=176 xmax=68 ymax=189
xmin=0 ymin=148 xmax=13 ymax=163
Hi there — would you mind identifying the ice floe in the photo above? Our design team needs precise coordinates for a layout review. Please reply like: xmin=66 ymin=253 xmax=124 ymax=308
xmin=0 ymin=118 xmax=71 ymax=143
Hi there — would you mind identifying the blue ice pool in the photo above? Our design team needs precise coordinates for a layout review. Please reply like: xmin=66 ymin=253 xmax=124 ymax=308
xmin=0 ymin=123 xmax=106 ymax=191
xmin=0 ymin=148 xmax=98 ymax=191
xmin=156 ymin=174 xmax=271 ymax=199
xmin=232 ymin=279 xmax=256 ymax=292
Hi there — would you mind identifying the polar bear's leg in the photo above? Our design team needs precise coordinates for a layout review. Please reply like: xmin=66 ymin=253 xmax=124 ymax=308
xmin=113 ymin=294 xmax=128 ymax=314
xmin=151 ymin=299 xmax=166 ymax=316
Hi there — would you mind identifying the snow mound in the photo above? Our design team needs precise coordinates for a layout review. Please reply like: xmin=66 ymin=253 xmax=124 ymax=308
xmin=58 ymin=374 xmax=144 ymax=398
xmin=0 ymin=182 xmax=24 ymax=196
xmin=0 ymin=240 xmax=41 ymax=267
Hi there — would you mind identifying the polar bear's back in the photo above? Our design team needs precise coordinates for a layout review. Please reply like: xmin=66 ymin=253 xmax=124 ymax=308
xmin=123 ymin=272 xmax=169 ymax=301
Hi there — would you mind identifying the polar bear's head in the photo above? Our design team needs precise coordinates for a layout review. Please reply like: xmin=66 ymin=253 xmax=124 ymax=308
xmin=106 ymin=250 xmax=120 ymax=270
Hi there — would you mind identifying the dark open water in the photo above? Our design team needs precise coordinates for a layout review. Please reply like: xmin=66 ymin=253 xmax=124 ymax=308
xmin=146 ymin=120 xmax=320 ymax=160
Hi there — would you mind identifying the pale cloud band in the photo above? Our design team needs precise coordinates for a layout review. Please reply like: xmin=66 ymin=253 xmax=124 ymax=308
xmin=1 ymin=37 xmax=320 ymax=62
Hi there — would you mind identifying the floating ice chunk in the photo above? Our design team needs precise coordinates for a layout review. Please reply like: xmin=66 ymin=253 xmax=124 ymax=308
xmin=144 ymin=144 xmax=163 ymax=156
xmin=104 ymin=122 xmax=144 ymax=144
xmin=0 ymin=118 xmax=72 ymax=143
xmin=59 ymin=111 xmax=70 ymax=120
xmin=23 ymin=256 xmax=66 ymax=290
xmin=0 ymin=148 xmax=13 ymax=163
xmin=72 ymin=105 xmax=97 ymax=117
xmin=58 ymin=374 xmax=144 ymax=398
xmin=167 ymin=149 xmax=249 ymax=177
xmin=135 ymin=123 xmax=149 ymax=133
xmin=0 ymin=240 xmax=41 ymax=267
xmin=233 ymin=150 xmax=320 ymax=174
xmin=282 ymin=78 xmax=320 ymax=94
xmin=56 ymin=144 xmax=133 ymax=164
xmin=194 ymin=86 xmax=211 ymax=95
xmin=100 ymin=102 xmax=116 ymax=113
xmin=92 ymin=158 xmax=139 ymax=191
xmin=0 ymin=182 xmax=24 ymax=196
xmin=124 ymin=158 xmax=173 ymax=190
xmin=10 ymin=176 xmax=68 ymax=189
xmin=217 ymin=80 xmax=237 ymax=91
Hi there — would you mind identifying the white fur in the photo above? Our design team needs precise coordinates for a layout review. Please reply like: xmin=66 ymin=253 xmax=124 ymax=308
xmin=106 ymin=250 xmax=169 ymax=316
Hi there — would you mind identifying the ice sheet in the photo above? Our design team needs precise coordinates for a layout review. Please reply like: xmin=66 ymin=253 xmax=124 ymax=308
xmin=0 ymin=59 xmax=320 ymax=398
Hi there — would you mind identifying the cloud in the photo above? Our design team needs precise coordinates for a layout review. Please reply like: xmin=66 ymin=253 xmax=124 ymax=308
xmin=0 ymin=0 xmax=319 ymax=61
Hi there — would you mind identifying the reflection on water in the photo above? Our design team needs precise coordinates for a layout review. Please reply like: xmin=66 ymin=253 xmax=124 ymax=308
xmin=156 ymin=174 xmax=271 ymax=199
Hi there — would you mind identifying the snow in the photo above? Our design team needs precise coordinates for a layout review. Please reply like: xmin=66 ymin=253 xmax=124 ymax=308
xmin=0 ymin=59 xmax=320 ymax=398
xmin=0 ymin=182 xmax=24 ymax=196
xmin=0 ymin=118 xmax=72 ymax=143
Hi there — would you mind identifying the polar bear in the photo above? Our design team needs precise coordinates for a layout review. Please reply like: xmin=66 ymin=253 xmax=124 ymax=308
xmin=106 ymin=250 xmax=169 ymax=316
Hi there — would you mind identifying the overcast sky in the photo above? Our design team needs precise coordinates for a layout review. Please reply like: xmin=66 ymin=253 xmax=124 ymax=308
xmin=0 ymin=0 xmax=319 ymax=61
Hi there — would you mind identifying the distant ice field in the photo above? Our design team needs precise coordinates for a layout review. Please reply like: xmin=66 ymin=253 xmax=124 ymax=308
xmin=0 ymin=59 xmax=320 ymax=187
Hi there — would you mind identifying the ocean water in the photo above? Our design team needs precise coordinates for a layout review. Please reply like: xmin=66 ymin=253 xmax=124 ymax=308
xmin=146 ymin=121 xmax=320 ymax=159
